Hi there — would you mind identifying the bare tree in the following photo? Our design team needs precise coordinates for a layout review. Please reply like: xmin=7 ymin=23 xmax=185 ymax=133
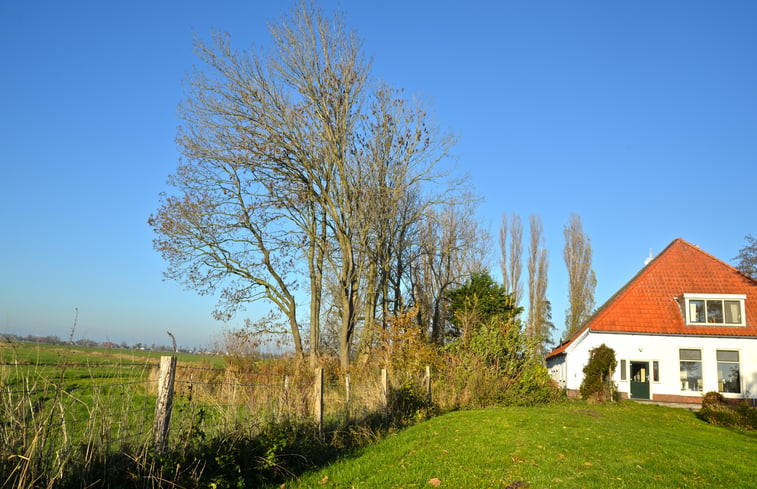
xmin=527 ymin=215 xmax=552 ymax=356
xmin=563 ymin=213 xmax=596 ymax=338
xmin=499 ymin=213 xmax=523 ymax=307
xmin=413 ymin=200 xmax=488 ymax=345
xmin=151 ymin=3 xmax=461 ymax=369
xmin=499 ymin=213 xmax=508 ymax=296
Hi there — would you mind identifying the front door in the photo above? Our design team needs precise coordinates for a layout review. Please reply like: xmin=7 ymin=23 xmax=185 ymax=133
xmin=630 ymin=362 xmax=650 ymax=399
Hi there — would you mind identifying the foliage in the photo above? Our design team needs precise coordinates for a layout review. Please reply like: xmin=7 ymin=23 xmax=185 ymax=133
xmin=376 ymin=309 xmax=439 ymax=374
xmin=438 ymin=272 xmax=558 ymax=408
xmin=699 ymin=392 xmax=757 ymax=430
xmin=441 ymin=319 xmax=558 ymax=409
xmin=446 ymin=271 xmax=522 ymax=341
xmin=579 ymin=344 xmax=617 ymax=402
xmin=734 ymin=234 xmax=757 ymax=278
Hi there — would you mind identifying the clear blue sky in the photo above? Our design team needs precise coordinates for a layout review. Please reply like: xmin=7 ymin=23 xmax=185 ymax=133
xmin=1 ymin=1 xmax=755 ymax=349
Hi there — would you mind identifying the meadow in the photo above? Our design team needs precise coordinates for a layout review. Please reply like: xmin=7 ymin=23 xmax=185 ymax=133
xmin=286 ymin=402 xmax=757 ymax=489
xmin=2 ymin=341 xmax=755 ymax=488
xmin=0 ymin=340 xmax=407 ymax=488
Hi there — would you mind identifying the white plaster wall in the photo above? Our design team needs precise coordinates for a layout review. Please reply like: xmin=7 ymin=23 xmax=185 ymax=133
xmin=563 ymin=332 xmax=757 ymax=400
xmin=546 ymin=355 xmax=567 ymax=388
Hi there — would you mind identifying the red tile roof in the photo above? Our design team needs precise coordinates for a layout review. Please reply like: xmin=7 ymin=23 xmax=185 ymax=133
xmin=547 ymin=238 xmax=757 ymax=359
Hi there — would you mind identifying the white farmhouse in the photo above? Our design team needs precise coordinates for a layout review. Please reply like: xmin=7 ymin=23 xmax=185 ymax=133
xmin=546 ymin=238 xmax=757 ymax=404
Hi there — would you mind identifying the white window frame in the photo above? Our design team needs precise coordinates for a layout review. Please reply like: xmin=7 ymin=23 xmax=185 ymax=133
xmin=716 ymin=349 xmax=741 ymax=394
xmin=652 ymin=360 xmax=660 ymax=383
xmin=682 ymin=294 xmax=746 ymax=327
xmin=679 ymin=348 xmax=703 ymax=392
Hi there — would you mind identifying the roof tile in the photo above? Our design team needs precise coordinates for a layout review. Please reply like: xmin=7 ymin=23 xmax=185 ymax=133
xmin=547 ymin=238 xmax=757 ymax=358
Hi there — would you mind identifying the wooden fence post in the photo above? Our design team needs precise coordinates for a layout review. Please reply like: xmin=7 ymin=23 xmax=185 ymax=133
xmin=153 ymin=355 xmax=177 ymax=453
xmin=314 ymin=367 xmax=324 ymax=438
xmin=381 ymin=368 xmax=389 ymax=419
xmin=345 ymin=374 xmax=351 ymax=422
xmin=282 ymin=375 xmax=290 ymax=422
xmin=424 ymin=365 xmax=432 ymax=404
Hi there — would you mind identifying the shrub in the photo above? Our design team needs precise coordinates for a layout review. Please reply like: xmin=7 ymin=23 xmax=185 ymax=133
xmin=699 ymin=391 xmax=757 ymax=430
xmin=701 ymin=391 xmax=726 ymax=409
xmin=579 ymin=344 xmax=617 ymax=402
xmin=438 ymin=319 xmax=559 ymax=409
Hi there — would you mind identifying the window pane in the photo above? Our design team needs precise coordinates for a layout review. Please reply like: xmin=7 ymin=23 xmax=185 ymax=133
xmin=620 ymin=359 xmax=626 ymax=380
xmin=680 ymin=361 xmax=702 ymax=391
xmin=717 ymin=362 xmax=741 ymax=393
xmin=707 ymin=300 xmax=723 ymax=323
xmin=689 ymin=300 xmax=705 ymax=322
xmin=679 ymin=349 xmax=701 ymax=361
xmin=724 ymin=301 xmax=742 ymax=324
xmin=717 ymin=350 xmax=739 ymax=362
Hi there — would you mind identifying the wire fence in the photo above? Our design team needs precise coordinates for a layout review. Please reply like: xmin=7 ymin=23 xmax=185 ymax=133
xmin=0 ymin=355 xmax=432 ymax=488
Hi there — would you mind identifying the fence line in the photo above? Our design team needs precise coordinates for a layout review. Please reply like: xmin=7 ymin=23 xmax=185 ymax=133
xmin=1 ymin=353 xmax=434 ymax=484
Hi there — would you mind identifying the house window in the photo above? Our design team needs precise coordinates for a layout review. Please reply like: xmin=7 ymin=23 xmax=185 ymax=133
xmin=679 ymin=349 xmax=702 ymax=392
xmin=620 ymin=360 xmax=626 ymax=380
xmin=717 ymin=350 xmax=740 ymax=394
xmin=682 ymin=294 xmax=746 ymax=326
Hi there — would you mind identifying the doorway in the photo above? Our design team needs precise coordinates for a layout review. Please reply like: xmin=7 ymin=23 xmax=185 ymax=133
xmin=630 ymin=362 xmax=650 ymax=399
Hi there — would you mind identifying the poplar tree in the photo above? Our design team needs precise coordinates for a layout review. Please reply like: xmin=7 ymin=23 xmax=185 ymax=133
xmin=527 ymin=215 xmax=552 ymax=356
xmin=563 ymin=214 xmax=596 ymax=338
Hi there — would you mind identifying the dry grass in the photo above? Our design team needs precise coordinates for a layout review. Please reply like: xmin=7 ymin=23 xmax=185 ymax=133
xmin=1 ymin=342 xmax=420 ymax=488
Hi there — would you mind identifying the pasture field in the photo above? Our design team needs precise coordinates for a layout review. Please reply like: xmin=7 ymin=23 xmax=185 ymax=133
xmin=0 ymin=340 xmax=224 ymax=390
xmin=286 ymin=402 xmax=757 ymax=489
xmin=0 ymin=340 xmax=234 ymax=488
xmin=0 ymin=340 xmax=225 ymax=367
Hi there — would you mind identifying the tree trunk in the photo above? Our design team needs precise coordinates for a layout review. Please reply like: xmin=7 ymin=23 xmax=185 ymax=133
xmin=359 ymin=261 xmax=378 ymax=355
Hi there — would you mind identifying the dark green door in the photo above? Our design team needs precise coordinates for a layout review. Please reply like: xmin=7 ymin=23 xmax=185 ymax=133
xmin=630 ymin=362 xmax=650 ymax=399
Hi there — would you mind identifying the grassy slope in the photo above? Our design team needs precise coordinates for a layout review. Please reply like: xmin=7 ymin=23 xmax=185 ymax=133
xmin=286 ymin=402 xmax=757 ymax=489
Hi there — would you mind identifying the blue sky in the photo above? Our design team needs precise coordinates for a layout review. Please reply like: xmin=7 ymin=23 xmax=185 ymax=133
xmin=1 ymin=1 xmax=755 ymax=349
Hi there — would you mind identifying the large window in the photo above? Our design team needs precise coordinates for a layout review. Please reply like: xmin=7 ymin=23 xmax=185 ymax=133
xmin=679 ymin=349 xmax=702 ymax=392
xmin=717 ymin=350 xmax=741 ymax=393
xmin=683 ymin=294 xmax=746 ymax=326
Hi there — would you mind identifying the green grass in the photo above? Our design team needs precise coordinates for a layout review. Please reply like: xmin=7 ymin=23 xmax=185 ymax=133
xmin=0 ymin=340 xmax=225 ymax=367
xmin=285 ymin=402 xmax=757 ymax=488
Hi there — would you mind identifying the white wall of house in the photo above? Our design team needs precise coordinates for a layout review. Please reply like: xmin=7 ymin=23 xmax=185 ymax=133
xmin=548 ymin=331 xmax=757 ymax=401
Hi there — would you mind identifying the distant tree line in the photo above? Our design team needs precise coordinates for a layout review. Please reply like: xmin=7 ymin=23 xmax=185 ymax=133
xmin=0 ymin=333 xmax=199 ymax=354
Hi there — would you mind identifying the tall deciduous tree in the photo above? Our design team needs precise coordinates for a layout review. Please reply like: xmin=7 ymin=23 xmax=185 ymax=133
xmin=734 ymin=234 xmax=757 ymax=278
xmin=563 ymin=213 xmax=596 ymax=339
xmin=499 ymin=213 xmax=523 ymax=307
xmin=526 ymin=215 xmax=553 ymax=356
xmin=150 ymin=3 xmax=460 ymax=369
xmin=413 ymin=200 xmax=488 ymax=345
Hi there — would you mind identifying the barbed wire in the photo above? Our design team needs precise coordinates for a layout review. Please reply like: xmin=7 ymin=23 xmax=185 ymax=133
xmin=3 ymin=379 xmax=156 ymax=395
xmin=175 ymin=379 xmax=277 ymax=389
xmin=0 ymin=361 xmax=157 ymax=368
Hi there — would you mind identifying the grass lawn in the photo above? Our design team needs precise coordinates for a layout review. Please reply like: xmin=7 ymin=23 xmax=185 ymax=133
xmin=285 ymin=402 xmax=756 ymax=488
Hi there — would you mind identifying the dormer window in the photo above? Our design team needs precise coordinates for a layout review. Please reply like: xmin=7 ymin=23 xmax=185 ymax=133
xmin=682 ymin=294 xmax=746 ymax=326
